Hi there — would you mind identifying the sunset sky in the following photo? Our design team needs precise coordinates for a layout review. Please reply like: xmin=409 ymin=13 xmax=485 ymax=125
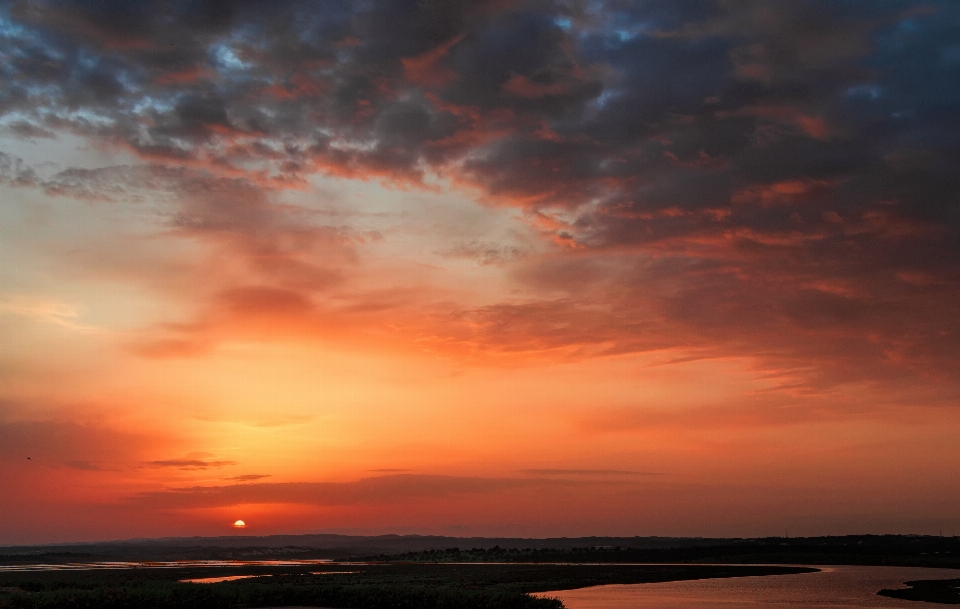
xmin=2 ymin=0 xmax=959 ymax=546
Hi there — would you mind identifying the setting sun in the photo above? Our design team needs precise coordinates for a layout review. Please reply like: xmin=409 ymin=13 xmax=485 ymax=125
xmin=233 ymin=520 xmax=246 ymax=528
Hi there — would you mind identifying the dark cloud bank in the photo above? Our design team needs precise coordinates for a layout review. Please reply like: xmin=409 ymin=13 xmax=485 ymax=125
xmin=1 ymin=0 xmax=959 ymax=392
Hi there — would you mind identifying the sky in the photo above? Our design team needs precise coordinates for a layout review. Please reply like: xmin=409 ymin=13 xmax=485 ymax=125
xmin=1 ymin=0 xmax=959 ymax=546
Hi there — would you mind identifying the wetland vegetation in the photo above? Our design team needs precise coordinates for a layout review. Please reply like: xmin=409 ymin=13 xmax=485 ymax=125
xmin=0 ymin=563 xmax=815 ymax=609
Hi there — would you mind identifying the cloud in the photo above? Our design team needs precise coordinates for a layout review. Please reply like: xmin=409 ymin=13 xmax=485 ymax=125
xmin=222 ymin=474 xmax=272 ymax=482
xmin=520 ymin=469 xmax=663 ymax=477
xmin=145 ymin=459 xmax=237 ymax=470
xmin=124 ymin=473 xmax=582 ymax=510
xmin=0 ymin=151 xmax=39 ymax=187
xmin=440 ymin=241 xmax=528 ymax=265
xmin=1 ymin=0 xmax=957 ymax=394
xmin=0 ymin=296 xmax=98 ymax=332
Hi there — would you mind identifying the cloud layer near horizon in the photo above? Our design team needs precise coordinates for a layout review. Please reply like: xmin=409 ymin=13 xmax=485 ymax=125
xmin=1 ymin=0 xmax=959 ymax=543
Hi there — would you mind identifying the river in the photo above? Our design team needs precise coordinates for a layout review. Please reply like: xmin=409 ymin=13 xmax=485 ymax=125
xmin=538 ymin=565 xmax=960 ymax=609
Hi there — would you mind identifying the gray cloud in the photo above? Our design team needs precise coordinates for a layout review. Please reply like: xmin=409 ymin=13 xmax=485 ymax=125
xmin=2 ymin=0 xmax=958 ymax=392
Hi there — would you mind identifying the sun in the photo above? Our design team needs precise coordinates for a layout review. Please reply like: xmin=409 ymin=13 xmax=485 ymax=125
xmin=233 ymin=520 xmax=246 ymax=528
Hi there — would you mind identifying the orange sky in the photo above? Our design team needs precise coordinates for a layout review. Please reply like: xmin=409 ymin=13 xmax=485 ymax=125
xmin=1 ymin=0 xmax=959 ymax=545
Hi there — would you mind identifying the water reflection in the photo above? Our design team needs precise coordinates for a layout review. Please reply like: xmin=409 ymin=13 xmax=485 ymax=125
xmin=180 ymin=575 xmax=268 ymax=584
xmin=310 ymin=571 xmax=357 ymax=575
xmin=0 ymin=559 xmax=333 ymax=572
xmin=539 ymin=566 xmax=960 ymax=609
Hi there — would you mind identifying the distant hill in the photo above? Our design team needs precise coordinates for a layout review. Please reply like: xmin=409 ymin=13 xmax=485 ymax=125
xmin=0 ymin=534 xmax=730 ymax=563
xmin=1 ymin=534 xmax=957 ymax=567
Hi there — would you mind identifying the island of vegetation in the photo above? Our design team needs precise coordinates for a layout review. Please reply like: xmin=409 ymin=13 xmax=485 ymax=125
xmin=879 ymin=578 xmax=960 ymax=604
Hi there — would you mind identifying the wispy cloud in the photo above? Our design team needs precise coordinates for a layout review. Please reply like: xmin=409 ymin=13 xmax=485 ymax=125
xmin=520 ymin=469 xmax=664 ymax=477
xmin=145 ymin=459 xmax=237 ymax=470
xmin=222 ymin=474 xmax=271 ymax=482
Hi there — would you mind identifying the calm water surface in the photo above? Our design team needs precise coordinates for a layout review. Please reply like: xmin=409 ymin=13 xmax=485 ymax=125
xmin=179 ymin=575 xmax=268 ymax=584
xmin=0 ymin=559 xmax=333 ymax=572
xmin=539 ymin=566 xmax=960 ymax=609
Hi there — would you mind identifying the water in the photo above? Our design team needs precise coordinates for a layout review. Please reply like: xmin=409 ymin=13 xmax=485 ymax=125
xmin=180 ymin=575 xmax=268 ymax=583
xmin=0 ymin=559 xmax=333 ymax=572
xmin=538 ymin=566 xmax=960 ymax=609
